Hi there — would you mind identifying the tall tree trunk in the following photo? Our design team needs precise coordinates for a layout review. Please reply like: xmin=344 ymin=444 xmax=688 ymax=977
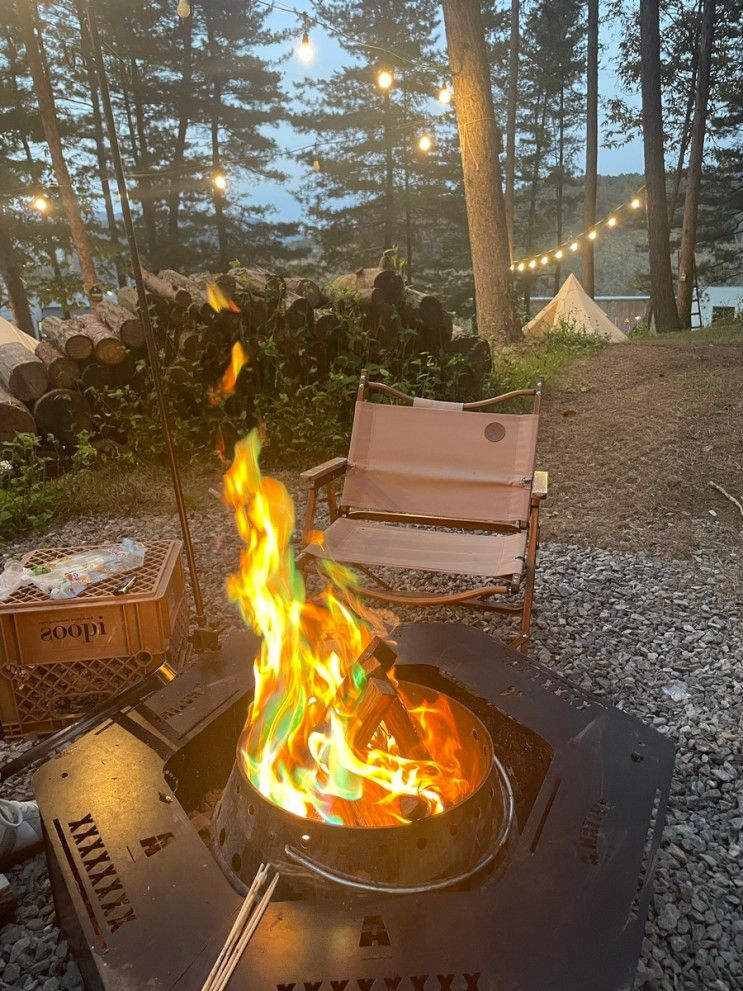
xmin=126 ymin=43 xmax=159 ymax=263
xmin=582 ymin=0 xmax=599 ymax=297
xmin=205 ymin=10 xmax=229 ymax=269
xmin=383 ymin=90 xmax=394 ymax=251
xmin=668 ymin=12 xmax=700 ymax=226
xmin=441 ymin=0 xmax=521 ymax=347
xmin=504 ymin=0 xmax=520 ymax=253
xmin=167 ymin=11 xmax=194 ymax=260
xmin=677 ymin=0 xmax=714 ymax=328
xmin=640 ymin=0 xmax=680 ymax=331
xmin=16 ymin=0 xmax=98 ymax=297
xmin=73 ymin=0 xmax=125 ymax=287
xmin=402 ymin=81 xmax=413 ymax=280
xmin=523 ymin=94 xmax=548 ymax=316
xmin=0 ymin=209 xmax=35 ymax=337
xmin=554 ymin=85 xmax=565 ymax=295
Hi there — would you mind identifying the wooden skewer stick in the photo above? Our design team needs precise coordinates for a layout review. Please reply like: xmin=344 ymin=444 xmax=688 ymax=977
xmin=210 ymin=871 xmax=280 ymax=991
xmin=201 ymin=863 xmax=269 ymax=991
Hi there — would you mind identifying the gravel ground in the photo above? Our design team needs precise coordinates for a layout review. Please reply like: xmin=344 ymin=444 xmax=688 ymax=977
xmin=0 ymin=479 xmax=741 ymax=990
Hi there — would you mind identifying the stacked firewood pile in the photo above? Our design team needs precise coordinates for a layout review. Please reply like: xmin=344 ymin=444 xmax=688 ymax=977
xmin=0 ymin=259 xmax=490 ymax=446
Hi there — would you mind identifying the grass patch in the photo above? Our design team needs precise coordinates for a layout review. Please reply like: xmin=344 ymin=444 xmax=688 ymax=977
xmin=489 ymin=326 xmax=609 ymax=397
xmin=633 ymin=322 xmax=743 ymax=345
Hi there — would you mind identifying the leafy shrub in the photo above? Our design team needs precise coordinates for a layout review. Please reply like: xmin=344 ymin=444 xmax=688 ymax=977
xmin=0 ymin=434 xmax=64 ymax=544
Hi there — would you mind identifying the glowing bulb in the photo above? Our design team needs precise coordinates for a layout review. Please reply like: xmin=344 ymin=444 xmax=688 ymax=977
xmin=607 ymin=216 xmax=617 ymax=227
xmin=32 ymin=194 xmax=50 ymax=213
xmin=377 ymin=69 xmax=393 ymax=91
xmin=312 ymin=157 xmax=320 ymax=172
xmin=212 ymin=170 xmax=227 ymax=192
xmin=176 ymin=0 xmax=190 ymax=18
xmin=528 ymin=259 xmax=537 ymax=269
xmin=630 ymin=197 xmax=641 ymax=209
xmin=517 ymin=262 xmax=525 ymax=272
xmin=510 ymin=264 xmax=515 ymax=272
xmin=541 ymin=255 xmax=549 ymax=265
xmin=297 ymin=31 xmax=314 ymax=63
xmin=554 ymin=249 xmax=564 ymax=260
xmin=417 ymin=134 xmax=433 ymax=153
xmin=570 ymin=241 xmax=579 ymax=252
xmin=438 ymin=85 xmax=452 ymax=104
xmin=588 ymin=229 xmax=597 ymax=240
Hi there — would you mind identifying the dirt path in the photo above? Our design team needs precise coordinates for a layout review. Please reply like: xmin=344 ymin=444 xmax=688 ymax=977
xmin=535 ymin=338 xmax=743 ymax=568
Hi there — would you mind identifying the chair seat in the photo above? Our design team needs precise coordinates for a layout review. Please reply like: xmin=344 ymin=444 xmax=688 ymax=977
xmin=304 ymin=518 xmax=528 ymax=579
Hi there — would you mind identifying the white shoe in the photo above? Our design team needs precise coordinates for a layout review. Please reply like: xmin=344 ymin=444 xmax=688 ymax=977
xmin=0 ymin=798 xmax=43 ymax=867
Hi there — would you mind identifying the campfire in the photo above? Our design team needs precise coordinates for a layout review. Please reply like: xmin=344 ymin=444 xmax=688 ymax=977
xmin=221 ymin=431 xmax=494 ymax=830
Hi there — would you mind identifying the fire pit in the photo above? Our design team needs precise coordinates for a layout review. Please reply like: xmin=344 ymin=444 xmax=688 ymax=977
xmin=33 ymin=622 xmax=674 ymax=990
xmin=214 ymin=680 xmax=514 ymax=897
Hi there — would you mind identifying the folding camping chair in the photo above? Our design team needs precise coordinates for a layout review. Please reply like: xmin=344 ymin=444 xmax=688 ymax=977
xmin=296 ymin=370 xmax=548 ymax=650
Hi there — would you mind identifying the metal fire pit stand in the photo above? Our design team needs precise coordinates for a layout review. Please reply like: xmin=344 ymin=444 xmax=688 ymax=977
xmin=34 ymin=623 xmax=674 ymax=991
xmin=86 ymin=4 xmax=217 ymax=653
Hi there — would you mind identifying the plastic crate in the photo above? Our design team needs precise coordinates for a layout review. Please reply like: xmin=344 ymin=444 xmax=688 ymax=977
xmin=0 ymin=540 xmax=190 ymax=739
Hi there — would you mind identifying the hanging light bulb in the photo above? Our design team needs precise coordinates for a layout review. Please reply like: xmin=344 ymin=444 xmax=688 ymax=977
xmin=570 ymin=241 xmax=579 ymax=252
xmin=554 ymin=249 xmax=564 ymax=260
xmin=528 ymin=259 xmax=537 ymax=270
xmin=297 ymin=16 xmax=314 ymax=63
xmin=607 ymin=216 xmax=617 ymax=227
xmin=176 ymin=0 xmax=191 ymax=19
xmin=588 ymin=229 xmax=597 ymax=240
xmin=517 ymin=262 xmax=525 ymax=272
xmin=509 ymin=263 xmax=515 ymax=272
xmin=31 ymin=194 xmax=50 ymax=213
xmin=211 ymin=169 xmax=227 ymax=192
xmin=417 ymin=133 xmax=433 ymax=153
xmin=540 ymin=255 xmax=549 ymax=266
xmin=377 ymin=69 xmax=393 ymax=91
xmin=312 ymin=156 xmax=321 ymax=172
xmin=630 ymin=197 xmax=641 ymax=209
xmin=438 ymin=85 xmax=452 ymax=105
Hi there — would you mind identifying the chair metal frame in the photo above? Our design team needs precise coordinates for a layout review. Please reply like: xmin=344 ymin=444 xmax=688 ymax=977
xmin=297 ymin=369 xmax=548 ymax=650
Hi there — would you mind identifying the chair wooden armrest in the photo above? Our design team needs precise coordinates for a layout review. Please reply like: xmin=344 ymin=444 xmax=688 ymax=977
xmin=300 ymin=457 xmax=348 ymax=490
xmin=532 ymin=470 xmax=549 ymax=500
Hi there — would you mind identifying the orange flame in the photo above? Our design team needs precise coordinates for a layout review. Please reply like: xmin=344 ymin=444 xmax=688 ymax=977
xmin=224 ymin=431 xmax=470 ymax=826
xmin=206 ymin=281 xmax=241 ymax=313
xmin=208 ymin=341 xmax=248 ymax=405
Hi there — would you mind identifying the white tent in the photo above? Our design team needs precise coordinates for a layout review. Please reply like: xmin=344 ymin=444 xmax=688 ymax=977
xmin=523 ymin=273 xmax=628 ymax=343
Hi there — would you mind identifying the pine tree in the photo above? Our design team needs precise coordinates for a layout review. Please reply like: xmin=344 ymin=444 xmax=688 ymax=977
xmin=293 ymin=0 xmax=459 ymax=277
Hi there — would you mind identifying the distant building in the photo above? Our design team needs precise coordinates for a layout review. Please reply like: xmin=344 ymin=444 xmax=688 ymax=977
xmin=696 ymin=286 xmax=743 ymax=326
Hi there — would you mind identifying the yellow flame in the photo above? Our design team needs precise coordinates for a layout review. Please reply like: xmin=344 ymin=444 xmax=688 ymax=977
xmin=208 ymin=342 xmax=248 ymax=405
xmin=224 ymin=431 xmax=470 ymax=826
xmin=206 ymin=282 xmax=240 ymax=313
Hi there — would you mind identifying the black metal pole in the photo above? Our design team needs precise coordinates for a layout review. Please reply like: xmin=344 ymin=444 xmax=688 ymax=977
xmin=86 ymin=3 xmax=216 ymax=650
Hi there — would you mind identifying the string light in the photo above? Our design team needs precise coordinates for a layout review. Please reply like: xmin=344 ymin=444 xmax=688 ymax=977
xmin=211 ymin=169 xmax=228 ymax=192
xmin=31 ymin=194 xmax=51 ymax=214
xmin=438 ymin=85 xmax=452 ymax=104
xmin=377 ymin=69 xmax=393 ymax=91
xmin=297 ymin=15 xmax=314 ymax=63
xmin=417 ymin=134 xmax=433 ymax=153
xmin=510 ymin=187 xmax=646 ymax=273
xmin=176 ymin=0 xmax=190 ymax=18
xmin=510 ymin=264 xmax=515 ymax=272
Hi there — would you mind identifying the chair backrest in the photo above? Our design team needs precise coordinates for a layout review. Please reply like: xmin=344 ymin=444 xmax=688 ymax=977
xmin=341 ymin=379 xmax=541 ymax=527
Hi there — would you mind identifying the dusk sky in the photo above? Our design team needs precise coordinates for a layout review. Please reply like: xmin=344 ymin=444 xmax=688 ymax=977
xmin=252 ymin=4 xmax=644 ymax=223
